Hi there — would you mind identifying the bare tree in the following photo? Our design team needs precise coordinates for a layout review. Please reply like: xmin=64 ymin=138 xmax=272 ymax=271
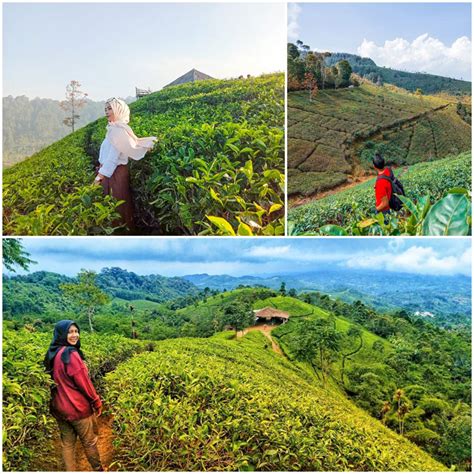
xmin=60 ymin=80 xmax=88 ymax=132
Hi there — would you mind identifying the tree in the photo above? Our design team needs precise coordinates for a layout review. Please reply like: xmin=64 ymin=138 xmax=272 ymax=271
xmin=336 ymin=60 xmax=352 ymax=87
xmin=60 ymin=270 xmax=110 ymax=332
xmin=3 ymin=238 xmax=36 ymax=272
xmin=340 ymin=326 xmax=363 ymax=385
xmin=219 ymin=300 xmax=253 ymax=335
xmin=60 ymin=80 xmax=88 ymax=132
xmin=279 ymin=281 xmax=286 ymax=296
xmin=292 ymin=319 xmax=341 ymax=386
xmin=288 ymin=288 xmax=297 ymax=298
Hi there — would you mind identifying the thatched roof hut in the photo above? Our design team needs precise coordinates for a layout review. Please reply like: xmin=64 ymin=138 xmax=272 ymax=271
xmin=253 ymin=307 xmax=289 ymax=323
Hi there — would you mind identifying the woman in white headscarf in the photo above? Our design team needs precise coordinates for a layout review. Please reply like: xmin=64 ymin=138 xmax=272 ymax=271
xmin=95 ymin=97 xmax=157 ymax=230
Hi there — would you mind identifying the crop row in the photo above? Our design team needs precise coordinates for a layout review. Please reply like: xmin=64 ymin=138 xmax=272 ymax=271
xmin=3 ymin=74 xmax=284 ymax=236
xmin=288 ymin=152 xmax=471 ymax=233
xmin=3 ymin=329 xmax=149 ymax=471
xmin=104 ymin=332 xmax=444 ymax=471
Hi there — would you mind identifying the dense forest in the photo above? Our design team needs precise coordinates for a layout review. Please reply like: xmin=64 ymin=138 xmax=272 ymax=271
xmin=326 ymin=53 xmax=472 ymax=95
xmin=2 ymin=96 xmax=120 ymax=167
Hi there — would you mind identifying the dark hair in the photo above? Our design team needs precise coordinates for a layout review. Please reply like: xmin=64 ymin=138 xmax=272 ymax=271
xmin=373 ymin=153 xmax=385 ymax=170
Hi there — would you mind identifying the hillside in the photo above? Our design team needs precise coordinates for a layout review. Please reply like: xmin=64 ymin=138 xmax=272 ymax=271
xmin=3 ymin=269 xmax=199 ymax=320
xmin=3 ymin=73 xmax=284 ymax=236
xmin=183 ymin=270 xmax=471 ymax=323
xmin=2 ymin=95 xmax=124 ymax=167
xmin=326 ymin=53 xmax=472 ymax=95
xmin=3 ymin=287 xmax=470 ymax=470
xmin=288 ymin=82 xmax=471 ymax=198
xmin=104 ymin=331 xmax=446 ymax=471
xmin=289 ymin=151 xmax=472 ymax=236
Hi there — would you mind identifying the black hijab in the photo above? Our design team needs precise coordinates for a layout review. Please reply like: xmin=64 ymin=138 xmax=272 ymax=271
xmin=44 ymin=320 xmax=86 ymax=375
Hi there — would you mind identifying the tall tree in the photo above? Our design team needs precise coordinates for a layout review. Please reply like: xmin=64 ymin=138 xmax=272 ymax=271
xmin=60 ymin=80 xmax=88 ymax=132
xmin=60 ymin=270 xmax=110 ymax=332
xmin=2 ymin=238 xmax=36 ymax=272
xmin=340 ymin=326 xmax=363 ymax=385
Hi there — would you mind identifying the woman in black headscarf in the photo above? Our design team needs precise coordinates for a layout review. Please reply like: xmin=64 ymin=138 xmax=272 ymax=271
xmin=44 ymin=320 xmax=104 ymax=471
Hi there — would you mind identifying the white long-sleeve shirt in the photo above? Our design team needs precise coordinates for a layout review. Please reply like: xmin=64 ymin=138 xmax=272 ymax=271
xmin=98 ymin=127 xmax=156 ymax=178
xmin=98 ymin=137 xmax=127 ymax=178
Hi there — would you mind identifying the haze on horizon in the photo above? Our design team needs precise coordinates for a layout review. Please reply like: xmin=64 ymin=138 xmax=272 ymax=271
xmin=4 ymin=238 xmax=471 ymax=279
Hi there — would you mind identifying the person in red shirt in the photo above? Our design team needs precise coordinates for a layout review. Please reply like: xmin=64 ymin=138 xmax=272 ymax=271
xmin=44 ymin=320 xmax=104 ymax=471
xmin=373 ymin=153 xmax=392 ymax=213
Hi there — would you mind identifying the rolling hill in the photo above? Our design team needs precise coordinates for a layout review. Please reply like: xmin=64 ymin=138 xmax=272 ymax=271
xmin=3 ymin=287 xmax=470 ymax=470
xmin=3 ymin=73 xmax=284 ymax=236
xmin=288 ymin=81 xmax=471 ymax=198
xmin=326 ymin=53 xmax=472 ymax=95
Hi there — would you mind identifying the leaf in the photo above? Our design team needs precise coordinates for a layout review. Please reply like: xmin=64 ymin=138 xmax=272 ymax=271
xmin=357 ymin=218 xmax=378 ymax=229
xmin=206 ymin=216 xmax=236 ymax=236
xmin=237 ymin=222 xmax=253 ymax=236
xmin=448 ymin=187 xmax=470 ymax=195
xmin=209 ymin=188 xmax=223 ymax=207
xmin=268 ymin=203 xmax=283 ymax=214
xmin=422 ymin=193 xmax=471 ymax=236
xmin=319 ymin=224 xmax=348 ymax=236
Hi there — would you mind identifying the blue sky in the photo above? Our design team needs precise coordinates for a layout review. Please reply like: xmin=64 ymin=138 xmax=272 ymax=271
xmin=5 ymin=238 xmax=471 ymax=278
xmin=288 ymin=3 xmax=472 ymax=80
xmin=3 ymin=3 xmax=285 ymax=100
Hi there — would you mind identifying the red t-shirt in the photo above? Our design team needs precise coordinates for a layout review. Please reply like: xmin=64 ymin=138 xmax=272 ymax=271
xmin=374 ymin=168 xmax=392 ymax=211
xmin=52 ymin=347 xmax=102 ymax=421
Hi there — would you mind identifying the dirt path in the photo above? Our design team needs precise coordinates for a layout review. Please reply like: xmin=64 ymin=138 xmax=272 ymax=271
xmin=289 ymin=174 xmax=376 ymax=208
xmin=239 ymin=325 xmax=283 ymax=355
xmin=49 ymin=415 xmax=115 ymax=471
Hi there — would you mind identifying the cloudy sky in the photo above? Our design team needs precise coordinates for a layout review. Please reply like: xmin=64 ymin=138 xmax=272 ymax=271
xmin=5 ymin=238 xmax=471 ymax=278
xmin=288 ymin=3 xmax=471 ymax=81
xmin=3 ymin=3 xmax=285 ymax=100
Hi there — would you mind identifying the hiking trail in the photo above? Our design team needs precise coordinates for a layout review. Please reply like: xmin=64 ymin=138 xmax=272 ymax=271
xmin=239 ymin=324 xmax=283 ymax=355
xmin=43 ymin=415 xmax=115 ymax=471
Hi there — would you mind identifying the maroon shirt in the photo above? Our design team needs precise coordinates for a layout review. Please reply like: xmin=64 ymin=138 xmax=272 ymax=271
xmin=52 ymin=347 xmax=102 ymax=421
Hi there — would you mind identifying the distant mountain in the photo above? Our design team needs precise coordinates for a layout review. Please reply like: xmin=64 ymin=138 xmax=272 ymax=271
xmin=183 ymin=270 xmax=471 ymax=323
xmin=2 ymin=95 xmax=136 ymax=167
xmin=325 ymin=52 xmax=471 ymax=95
xmin=164 ymin=68 xmax=214 ymax=88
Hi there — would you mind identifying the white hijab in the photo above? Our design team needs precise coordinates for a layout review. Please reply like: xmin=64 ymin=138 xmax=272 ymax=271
xmin=105 ymin=97 xmax=156 ymax=160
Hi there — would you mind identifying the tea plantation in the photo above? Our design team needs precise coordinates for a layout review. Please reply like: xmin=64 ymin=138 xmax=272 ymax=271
xmin=3 ymin=289 xmax=469 ymax=471
xmin=104 ymin=332 xmax=445 ymax=471
xmin=288 ymin=82 xmax=471 ymax=197
xmin=3 ymin=74 xmax=284 ymax=236
xmin=289 ymin=151 xmax=472 ymax=235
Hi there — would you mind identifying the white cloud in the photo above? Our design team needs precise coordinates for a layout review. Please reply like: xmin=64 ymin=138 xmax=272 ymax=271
xmin=345 ymin=245 xmax=471 ymax=277
xmin=247 ymin=245 xmax=292 ymax=258
xmin=288 ymin=3 xmax=301 ymax=42
xmin=357 ymin=34 xmax=471 ymax=80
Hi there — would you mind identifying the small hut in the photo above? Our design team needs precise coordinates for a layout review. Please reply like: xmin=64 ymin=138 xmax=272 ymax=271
xmin=135 ymin=87 xmax=152 ymax=98
xmin=253 ymin=307 xmax=290 ymax=325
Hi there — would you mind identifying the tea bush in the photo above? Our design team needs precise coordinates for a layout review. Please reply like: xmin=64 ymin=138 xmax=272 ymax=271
xmin=4 ymin=74 xmax=284 ymax=236
xmin=105 ymin=332 xmax=445 ymax=471
xmin=2 ymin=329 xmax=148 ymax=470
xmin=289 ymin=152 xmax=471 ymax=235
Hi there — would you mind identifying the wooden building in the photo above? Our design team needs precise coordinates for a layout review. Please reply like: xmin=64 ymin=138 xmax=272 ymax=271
xmin=253 ymin=307 xmax=290 ymax=324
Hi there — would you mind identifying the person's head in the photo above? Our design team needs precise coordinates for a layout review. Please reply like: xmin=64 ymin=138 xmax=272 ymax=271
xmin=53 ymin=320 xmax=81 ymax=347
xmin=105 ymin=97 xmax=130 ymax=124
xmin=373 ymin=153 xmax=385 ymax=171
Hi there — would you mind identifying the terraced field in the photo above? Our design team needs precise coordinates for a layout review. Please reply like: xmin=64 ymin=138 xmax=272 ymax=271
xmin=288 ymin=82 xmax=471 ymax=199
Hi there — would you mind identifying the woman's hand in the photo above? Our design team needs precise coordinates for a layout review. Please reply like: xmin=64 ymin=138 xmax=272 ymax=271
xmin=94 ymin=173 xmax=105 ymax=185
xmin=96 ymin=405 xmax=103 ymax=416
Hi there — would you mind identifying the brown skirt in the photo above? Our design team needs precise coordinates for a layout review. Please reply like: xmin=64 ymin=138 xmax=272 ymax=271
xmin=101 ymin=164 xmax=134 ymax=230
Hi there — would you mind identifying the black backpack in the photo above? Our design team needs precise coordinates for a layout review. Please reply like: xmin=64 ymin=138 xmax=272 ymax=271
xmin=376 ymin=168 xmax=405 ymax=211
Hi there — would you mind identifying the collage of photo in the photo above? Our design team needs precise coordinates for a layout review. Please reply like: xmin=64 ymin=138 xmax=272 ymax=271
xmin=2 ymin=1 xmax=472 ymax=473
